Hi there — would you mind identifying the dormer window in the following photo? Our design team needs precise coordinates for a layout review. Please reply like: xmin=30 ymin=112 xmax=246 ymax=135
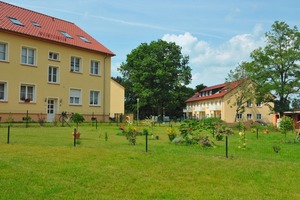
xmin=79 ymin=36 xmax=90 ymax=43
xmin=8 ymin=17 xmax=24 ymax=26
xmin=60 ymin=31 xmax=73 ymax=39
xmin=31 ymin=21 xmax=41 ymax=27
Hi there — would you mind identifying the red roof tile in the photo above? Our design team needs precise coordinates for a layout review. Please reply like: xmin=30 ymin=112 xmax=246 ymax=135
xmin=185 ymin=81 xmax=241 ymax=103
xmin=0 ymin=2 xmax=115 ymax=56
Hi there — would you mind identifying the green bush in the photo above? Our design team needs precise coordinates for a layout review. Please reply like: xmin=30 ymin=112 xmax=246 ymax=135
xmin=72 ymin=113 xmax=85 ymax=130
xmin=279 ymin=116 xmax=294 ymax=135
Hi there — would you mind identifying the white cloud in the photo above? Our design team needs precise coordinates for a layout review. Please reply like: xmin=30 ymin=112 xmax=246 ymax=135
xmin=162 ymin=24 xmax=265 ymax=88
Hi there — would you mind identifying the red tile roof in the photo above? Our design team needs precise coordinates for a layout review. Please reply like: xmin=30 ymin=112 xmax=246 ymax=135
xmin=185 ymin=81 xmax=241 ymax=103
xmin=0 ymin=1 xmax=115 ymax=56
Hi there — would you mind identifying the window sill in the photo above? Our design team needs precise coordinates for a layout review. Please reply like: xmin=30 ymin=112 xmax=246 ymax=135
xmin=19 ymin=101 xmax=36 ymax=104
xmin=21 ymin=63 xmax=37 ymax=67
xmin=89 ymin=105 xmax=100 ymax=107
xmin=89 ymin=74 xmax=101 ymax=77
xmin=0 ymin=60 xmax=9 ymax=63
xmin=70 ymin=70 xmax=82 ymax=74
xmin=48 ymin=58 xmax=60 ymax=62
xmin=48 ymin=82 xmax=60 ymax=85
xmin=69 ymin=104 xmax=82 ymax=106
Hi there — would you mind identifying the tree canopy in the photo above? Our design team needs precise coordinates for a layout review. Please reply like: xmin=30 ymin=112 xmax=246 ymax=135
xmin=234 ymin=21 xmax=300 ymax=116
xmin=118 ymin=39 xmax=192 ymax=118
xmin=226 ymin=65 xmax=258 ymax=121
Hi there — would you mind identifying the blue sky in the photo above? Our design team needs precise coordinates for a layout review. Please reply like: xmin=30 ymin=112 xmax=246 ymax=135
xmin=5 ymin=0 xmax=300 ymax=87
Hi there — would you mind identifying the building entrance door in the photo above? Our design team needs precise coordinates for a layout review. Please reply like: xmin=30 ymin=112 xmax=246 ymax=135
xmin=47 ymin=99 xmax=56 ymax=122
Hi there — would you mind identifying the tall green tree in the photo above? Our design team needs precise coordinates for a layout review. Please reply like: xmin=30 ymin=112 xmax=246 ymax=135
xmin=118 ymin=39 xmax=192 ymax=117
xmin=194 ymin=84 xmax=206 ymax=93
xmin=226 ymin=64 xmax=258 ymax=122
xmin=242 ymin=21 xmax=300 ymax=116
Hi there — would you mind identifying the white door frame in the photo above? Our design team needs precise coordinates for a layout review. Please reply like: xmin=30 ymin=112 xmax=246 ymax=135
xmin=47 ymin=98 xmax=57 ymax=122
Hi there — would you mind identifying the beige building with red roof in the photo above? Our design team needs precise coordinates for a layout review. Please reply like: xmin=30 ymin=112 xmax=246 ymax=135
xmin=184 ymin=81 xmax=275 ymax=124
xmin=0 ymin=2 xmax=121 ymax=122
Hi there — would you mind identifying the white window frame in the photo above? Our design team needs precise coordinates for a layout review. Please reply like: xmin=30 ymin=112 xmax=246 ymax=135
xmin=89 ymin=90 xmax=100 ymax=106
xmin=256 ymin=114 xmax=262 ymax=120
xmin=49 ymin=51 xmax=59 ymax=61
xmin=0 ymin=81 xmax=8 ymax=101
xmin=246 ymin=101 xmax=252 ymax=107
xmin=20 ymin=84 xmax=35 ymax=102
xmin=21 ymin=46 xmax=36 ymax=66
xmin=0 ymin=42 xmax=8 ymax=61
xmin=236 ymin=113 xmax=243 ymax=120
xmin=90 ymin=60 xmax=100 ymax=75
xmin=247 ymin=113 xmax=252 ymax=120
xmin=70 ymin=88 xmax=81 ymax=105
xmin=48 ymin=66 xmax=59 ymax=83
xmin=70 ymin=56 xmax=81 ymax=72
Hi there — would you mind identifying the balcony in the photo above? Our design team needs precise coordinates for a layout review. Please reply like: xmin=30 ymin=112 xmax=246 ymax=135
xmin=209 ymin=105 xmax=221 ymax=111
xmin=183 ymin=108 xmax=192 ymax=113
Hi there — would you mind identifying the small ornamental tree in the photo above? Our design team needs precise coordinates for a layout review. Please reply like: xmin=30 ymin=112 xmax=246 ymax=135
xmin=72 ymin=113 xmax=85 ymax=131
xmin=279 ymin=116 xmax=294 ymax=138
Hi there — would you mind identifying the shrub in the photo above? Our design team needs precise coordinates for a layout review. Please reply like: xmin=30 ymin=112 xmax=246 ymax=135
xmin=199 ymin=136 xmax=214 ymax=147
xmin=123 ymin=124 xmax=138 ymax=145
xmin=215 ymin=133 xmax=223 ymax=141
xmin=72 ymin=113 xmax=85 ymax=130
xmin=167 ymin=127 xmax=177 ymax=141
xmin=279 ymin=116 xmax=294 ymax=137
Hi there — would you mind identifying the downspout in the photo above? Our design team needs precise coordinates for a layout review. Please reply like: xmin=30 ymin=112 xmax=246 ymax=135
xmin=103 ymin=54 xmax=108 ymax=121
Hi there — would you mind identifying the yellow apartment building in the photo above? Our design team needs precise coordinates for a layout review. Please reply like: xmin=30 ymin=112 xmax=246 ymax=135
xmin=110 ymin=79 xmax=125 ymax=119
xmin=184 ymin=81 xmax=275 ymax=125
xmin=0 ymin=2 xmax=116 ymax=122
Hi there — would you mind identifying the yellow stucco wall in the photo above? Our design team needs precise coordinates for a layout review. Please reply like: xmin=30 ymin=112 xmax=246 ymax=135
xmin=110 ymin=79 xmax=125 ymax=118
xmin=0 ymin=32 xmax=112 ymax=122
xmin=186 ymin=85 xmax=274 ymax=124
xmin=222 ymin=91 xmax=274 ymax=124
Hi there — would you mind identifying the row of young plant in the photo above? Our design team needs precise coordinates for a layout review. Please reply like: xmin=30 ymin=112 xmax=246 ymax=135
xmin=168 ymin=117 xmax=234 ymax=147
xmin=119 ymin=116 xmax=297 ymax=150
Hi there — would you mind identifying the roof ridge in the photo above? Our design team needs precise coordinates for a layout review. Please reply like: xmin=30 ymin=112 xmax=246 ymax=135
xmin=0 ymin=1 xmax=115 ymax=56
xmin=1 ymin=1 xmax=75 ymax=25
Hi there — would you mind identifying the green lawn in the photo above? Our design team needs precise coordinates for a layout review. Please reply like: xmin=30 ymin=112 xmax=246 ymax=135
xmin=0 ymin=123 xmax=300 ymax=200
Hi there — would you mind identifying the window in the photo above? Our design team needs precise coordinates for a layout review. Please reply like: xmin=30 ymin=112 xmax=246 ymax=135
xmin=0 ymin=43 xmax=7 ymax=61
xmin=48 ymin=66 xmax=59 ymax=83
xmin=8 ymin=17 xmax=24 ymax=26
xmin=0 ymin=82 xmax=7 ymax=101
xmin=20 ymin=84 xmax=35 ymax=102
xmin=31 ymin=21 xmax=41 ymax=27
xmin=79 ymin=36 xmax=90 ymax=43
xmin=60 ymin=31 xmax=73 ymax=39
xmin=246 ymin=101 xmax=252 ymax=107
xmin=21 ymin=47 xmax=36 ymax=65
xmin=247 ymin=114 xmax=252 ymax=120
xmin=49 ymin=52 xmax=59 ymax=61
xmin=90 ymin=91 xmax=100 ymax=106
xmin=256 ymin=102 xmax=262 ymax=107
xmin=236 ymin=113 xmax=243 ymax=120
xmin=257 ymin=114 xmax=262 ymax=120
xmin=70 ymin=89 xmax=81 ymax=105
xmin=70 ymin=56 xmax=81 ymax=72
xmin=90 ymin=60 xmax=100 ymax=75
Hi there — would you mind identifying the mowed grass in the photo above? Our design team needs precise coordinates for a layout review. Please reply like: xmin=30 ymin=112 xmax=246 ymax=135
xmin=1 ymin=123 xmax=300 ymax=200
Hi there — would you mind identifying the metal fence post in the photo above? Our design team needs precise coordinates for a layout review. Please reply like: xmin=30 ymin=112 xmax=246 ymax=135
xmin=74 ymin=128 xmax=77 ymax=147
xmin=7 ymin=126 xmax=10 ymax=144
xmin=226 ymin=135 xmax=228 ymax=158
